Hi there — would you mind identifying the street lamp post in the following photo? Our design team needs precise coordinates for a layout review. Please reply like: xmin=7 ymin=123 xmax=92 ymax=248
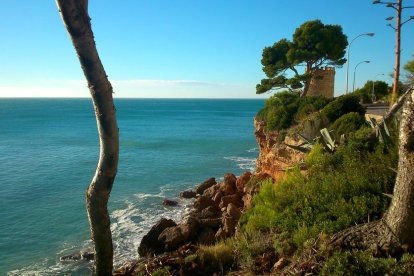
xmin=373 ymin=0 xmax=414 ymax=103
xmin=353 ymin=60 xmax=370 ymax=93
xmin=345 ymin=33 xmax=375 ymax=94
xmin=372 ymin=73 xmax=385 ymax=102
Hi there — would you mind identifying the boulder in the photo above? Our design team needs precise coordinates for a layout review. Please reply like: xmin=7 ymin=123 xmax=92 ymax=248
xmin=180 ymin=190 xmax=197 ymax=198
xmin=196 ymin=227 xmax=216 ymax=245
xmin=203 ymin=184 xmax=219 ymax=198
xmin=158 ymin=225 xmax=189 ymax=251
xmin=212 ymin=190 xmax=224 ymax=204
xmin=194 ymin=195 xmax=220 ymax=213
xmin=227 ymin=203 xmax=242 ymax=220
xmin=223 ymin=173 xmax=237 ymax=195
xmin=163 ymin=198 xmax=178 ymax=206
xmin=199 ymin=218 xmax=222 ymax=228
xmin=236 ymin=171 xmax=252 ymax=192
xmin=60 ymin=250 xmax=94 ymax=262
xmin=195 ymin=177 xmax=216 ymax=195
xmin=138 ymin=218 xmax=177 ymax=256
xmin=158 ymin=215 xmax=199 ymax=251
xmin=219 ymin=194 xmax=243 ymax=209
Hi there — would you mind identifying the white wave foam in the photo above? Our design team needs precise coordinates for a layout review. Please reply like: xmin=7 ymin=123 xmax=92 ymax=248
xmin=10 ymin=185 xmax=193 ymax=275
xmin=224 ymin=156 xmax=256 ymax=172
xmin=247 ymin=147 xmax=258 ymax=153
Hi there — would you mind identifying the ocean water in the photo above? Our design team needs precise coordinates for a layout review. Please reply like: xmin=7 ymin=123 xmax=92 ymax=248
xmin=0 ymin=98 xmax=263 ymax=275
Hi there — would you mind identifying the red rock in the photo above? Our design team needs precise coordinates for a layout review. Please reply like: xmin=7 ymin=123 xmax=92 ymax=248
xmin=194 ymin=195 xmax=219 ymax=212
xmin=180 ymin=190 xmax=196 ymax=198
xmin=212 ymin=190 xmax=223 ymax=204
xmin=195 ymin=177 xmax=216 ymax=195
xmin=227 ymin=203 xmax=241 ymax=220
xmin=219 ymin=194 xmax=243 ymax=209
xmin=236 ymin=171 xmax=252 ymax=192
xmin=197 ymin=227 xmax=216 ymax=245
xmin=138 ymin=218 xmax=177 ymax=256
xmin=223 ymin=173 xmax=237 ymax=195
xmin=203 ymin=184 xmax=219 ymax=198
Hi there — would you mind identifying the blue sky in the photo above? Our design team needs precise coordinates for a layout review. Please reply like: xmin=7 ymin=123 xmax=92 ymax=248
xmin=0 ymin=0 xmax=413 ymax=98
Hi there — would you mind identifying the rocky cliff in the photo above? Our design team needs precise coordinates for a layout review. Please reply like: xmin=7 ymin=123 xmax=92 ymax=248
xmin=254 ymin=114 xmax=328 ymax=180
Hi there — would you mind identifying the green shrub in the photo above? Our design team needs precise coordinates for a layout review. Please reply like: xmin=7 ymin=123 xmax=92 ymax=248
xmin=197 ymin=242 xmax=234 ymax=271
xmin=257 ymin=91 xmax=330 ymax=131
xmin=240 ymin=141 xmax=397 ymax=252
xmin=331 ymin=112 xmax=366 ymax=139
xmin=320 ymin=94 xmax=365 ymax=122
xmin=321 ymin=251 xmax=414 ymax=276
xmin=229 ymin=232 xmax=276 ymax=273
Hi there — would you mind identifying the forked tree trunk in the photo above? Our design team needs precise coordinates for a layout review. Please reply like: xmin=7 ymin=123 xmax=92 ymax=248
xmin=384 ymin=85 xmax=414 ymax=248
xmin=56 ymin=1 xmax=119 ymax=274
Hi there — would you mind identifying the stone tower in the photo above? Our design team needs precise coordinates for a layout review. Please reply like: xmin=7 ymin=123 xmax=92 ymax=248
xmin=307 ymin=67 xmax=335 ymax=98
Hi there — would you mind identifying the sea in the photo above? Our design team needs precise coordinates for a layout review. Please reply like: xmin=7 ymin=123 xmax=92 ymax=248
xmin=0 ymin=98 xmax=264 ymax=275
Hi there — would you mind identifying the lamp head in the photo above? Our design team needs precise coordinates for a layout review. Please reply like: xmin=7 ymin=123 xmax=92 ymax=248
xmin=386 ymin=16 xmax=394 ymax=20
xmin=366 ymin=33 xmax=375 ymax=37
xmin=373 ymin=0 xmax=381 ymax=4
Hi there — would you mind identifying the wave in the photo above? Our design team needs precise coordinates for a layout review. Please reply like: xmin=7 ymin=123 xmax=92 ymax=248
xmin=224 ymin=156 xmax=256 ymax=172
xmin=10 ymin=188 xmax=193 ymax=275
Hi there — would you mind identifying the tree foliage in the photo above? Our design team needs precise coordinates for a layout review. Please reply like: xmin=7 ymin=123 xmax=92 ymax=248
xmin=403 ymin=55 xmax=414 ymax=85
xmin=257 ymin=20 xmax=348 ymax=96
xmin=354 ymin=80 xmax=390 ymax=103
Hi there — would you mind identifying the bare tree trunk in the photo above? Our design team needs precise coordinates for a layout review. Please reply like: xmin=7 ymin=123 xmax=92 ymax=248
xmin=56 ymin=1 xmax=119 ymax=275
xmin=391 ymin=0 xmax=402 ymax=104
xmin=331 ymin=86 xmax=414 ymax=256
xmin=384 ymin=85 xmax=414 ymax=248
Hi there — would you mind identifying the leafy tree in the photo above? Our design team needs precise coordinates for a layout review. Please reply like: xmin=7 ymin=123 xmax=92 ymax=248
xmin=354 ymin=80 xmax=390 ymax=103
xmin=257 ymin=20 xmax=348 ymax=96
xmin=56 ymin=1 xmax=119 ymax=274
xmin=403 ymin=55 xmax=414 ymax=85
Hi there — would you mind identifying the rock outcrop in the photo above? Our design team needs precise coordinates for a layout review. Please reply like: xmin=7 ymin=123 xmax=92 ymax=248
xmin=138 ymin=173 xmax=253 ymax=256
xmin=254 ymin=117 xmax=319 ymax=180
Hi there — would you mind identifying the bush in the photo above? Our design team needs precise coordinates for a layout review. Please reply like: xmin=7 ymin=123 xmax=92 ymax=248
xmin=331 ymin=112 xmax=366 ymax=139
xmin=240 ymin=141 xmax=397 ymax=252
xmin=321 ymin=251 xmax=414 ymax=276
xmin=197 ymin=242 xmax=234 ymax=271
xmin=320 ymin=94 xmax=365 ymax=122
xmin=257 ymin=91 xmax=330 ymax=131
xmin=229 ymin=232 xmax=277 ymax=273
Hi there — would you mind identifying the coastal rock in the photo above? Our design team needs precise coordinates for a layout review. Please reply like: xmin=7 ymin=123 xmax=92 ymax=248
xmin=195 ymin=177 xmax=216 ymax=195
xmin=212 ymin=190 xmax=224 ymax=204
xmin=227 ymin=203 xmax=242 ymax=220
xmin=203 ymin=184 xmax=219 ymax=198
xmin=199 ymin=217 xmax=222 ymax=228
xmin=60 ymin=250 xmax=94 ymax=262
xmin=196 ymin=227 xmax=216 ymax=245
xmin=159 ymin=226 xmax=189 ymax=251
xmin=236 ymin=171 xmax=252 ymax=192
xmin=223 ymin=173 xmax=237 ymax=195
xmin=219 ymin=194 xmax=243 ymax=209
xmin=163 ymin=198 xmax=178 ymax=206
xmin=254 ymin=118 xmax=310 ymax=180
xmin=180 ymin=190 xmax=197 ymax=198
xmin=138 ymin=218 xmax=177 ymax=256
xmin=194 ymin=195 xmax=220 ymax=213
xmin=159 ymin=216 xmax=199 ymax=251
